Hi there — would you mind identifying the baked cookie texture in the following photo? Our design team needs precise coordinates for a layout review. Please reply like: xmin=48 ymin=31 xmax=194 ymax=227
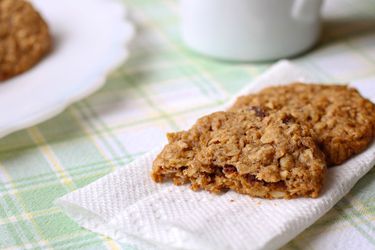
xmin=0 ymin=0 xmax=52 ymax=81
xmin=152 ymin=108 xmax=326 ymax=199
xmin=230 ymin=83 xmax=375 ymax=166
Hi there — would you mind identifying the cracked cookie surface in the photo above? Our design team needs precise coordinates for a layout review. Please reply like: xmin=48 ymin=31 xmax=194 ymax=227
xmin=152 ymin=108 xmax=326 ymax=199
xmin=230 ymin=83 xmax=375 ymax=166
xmin=0 ymin=0 xmax=52 ymax=81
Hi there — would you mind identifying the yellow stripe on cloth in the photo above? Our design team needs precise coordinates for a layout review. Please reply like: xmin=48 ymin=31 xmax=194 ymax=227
xmin=27 ymin=127 xmax=76 ymax=190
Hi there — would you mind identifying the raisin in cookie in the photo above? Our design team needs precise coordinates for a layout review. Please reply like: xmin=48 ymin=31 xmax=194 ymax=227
xmin=0 ymin=0 xmax=52 ymax=81
xmin=152 ymin=107 xmax=326 ymax=199
xmin=230 ymin=83 xmax=375 ymax=166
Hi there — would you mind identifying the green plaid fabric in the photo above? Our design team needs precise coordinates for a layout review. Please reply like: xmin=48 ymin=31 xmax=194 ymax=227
xmin=1 ymin=0 xmax=375 ymax=249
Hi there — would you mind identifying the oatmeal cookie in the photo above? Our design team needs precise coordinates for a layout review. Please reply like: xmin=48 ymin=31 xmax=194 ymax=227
xmin=230 ymin=83 xmax=375 ymax=166
xmin=152 ymin=107 xmax=326 ymax=199
xmin=0 ymin=0 xmax=52 ymax=81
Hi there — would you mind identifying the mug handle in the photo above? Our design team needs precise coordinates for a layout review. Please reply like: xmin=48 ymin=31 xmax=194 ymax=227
xmin=292 ymin=0 xmax=323 ymax=22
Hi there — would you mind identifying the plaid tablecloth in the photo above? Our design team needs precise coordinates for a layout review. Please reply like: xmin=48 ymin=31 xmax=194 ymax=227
xmin=1 ymin=0 xmax=375 ymax=249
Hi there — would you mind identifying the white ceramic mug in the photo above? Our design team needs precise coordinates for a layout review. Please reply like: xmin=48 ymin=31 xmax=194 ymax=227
xmin=181 ymin=0 xmax=323 ymax=61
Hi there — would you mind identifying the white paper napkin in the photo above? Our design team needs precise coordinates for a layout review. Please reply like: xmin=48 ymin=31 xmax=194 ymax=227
xmin=56 ymin=61 xmax=375 ymax=250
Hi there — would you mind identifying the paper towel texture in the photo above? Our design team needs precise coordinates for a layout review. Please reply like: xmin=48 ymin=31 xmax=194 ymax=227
xmin=56 ymin=61 xmax=375 ymax=250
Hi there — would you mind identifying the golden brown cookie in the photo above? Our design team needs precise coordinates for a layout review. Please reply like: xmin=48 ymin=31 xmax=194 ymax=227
xmin=152 ymin=108 xmax=326 ymax=199
xmin=0 ymin=0 xmax=52 ymax=81
xmin=229 ymin=83 xmax=375 ymax=166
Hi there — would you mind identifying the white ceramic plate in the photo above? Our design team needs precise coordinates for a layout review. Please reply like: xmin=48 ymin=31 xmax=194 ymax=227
xmin=0 ymin=0 xmax=134 ymax=138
